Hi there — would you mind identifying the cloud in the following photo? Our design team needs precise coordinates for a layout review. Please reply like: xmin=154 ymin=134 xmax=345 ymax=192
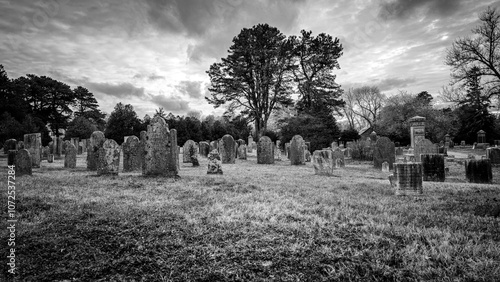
xmin=150 ymin=94 xmax=191 ymax=112
xmin=86 ymin=82 xmax=146 ymax=98
xmin=148 ymin=74 xmax=165 ymax=81
xmin=373 ymin=77 xmax=417 ymax=91
xmin=379 ymin=0 xmax=464 ymax=20
xmin=176 ymin=80 xmax=202 ymax=98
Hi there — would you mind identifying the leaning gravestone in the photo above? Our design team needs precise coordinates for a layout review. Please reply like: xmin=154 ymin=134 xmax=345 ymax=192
xmin=24 ymin=133 xmax=41 ymax=168
xmin=373 ymin=137 xmax=395 ymax=170
xmin=199 ymin=141 xmax=210 ymax=158
xmin=465 ymin=159 xmax=492 ymax=184
xmin=183 ymin=140 xmax=197 ymax=163
xmin=207 ymin=149 xmax=223 ymax=174
xmin=414 ymin=139 xmax=438 ymax=162
xmin=87 ymin=131 xmax=105 ymax=171
xmin=313 ymin=150 xmax=334 ymax=176
xmin=123 ymin=136 xmax=141 ymax=172
xmin=220 ymin=135 xmax=236 ymax=164
xmin=15 ymin=149 xmax=32 ymax=176
xmin=64 ymin=143 xmax=77 ymax=168
xmin=4 ymin=139 xmax=16 ymax=154
xmin=421 ymin=154 xmax=445 ymax=182
xmin=486 ymin=147 xmax=500 ymax=166
xmin=389 ymin=163 xmax=423 ymax=195
xmin=290 ymin=135 xmax=305 ymax=165
xmin=97 ymin=139 xmax=120 ymax=175
xmin=143 ymin=116 xmax=178 ymax=177
xmin=257 ymin=136 xmax=274 ymax=164
xmin=238 ymin=144 xmax=247 ymax=160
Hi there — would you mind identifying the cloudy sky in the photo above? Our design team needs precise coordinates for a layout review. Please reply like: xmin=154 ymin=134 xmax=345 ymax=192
xmin=0 ymin=0 xmax=498 ymax=118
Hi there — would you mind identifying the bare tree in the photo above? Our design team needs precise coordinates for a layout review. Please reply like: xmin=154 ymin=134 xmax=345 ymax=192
xmin=343 ymin=86 xmax=385 ymax=130
xmin=445 ymin=6 xmax=500 ymax=98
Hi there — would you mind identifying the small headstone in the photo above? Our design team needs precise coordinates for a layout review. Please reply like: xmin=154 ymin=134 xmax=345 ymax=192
xmin=123 ymin=136 xmax=142 ymax=172
xmin=97 ymin=139 xmax=120 ymax=175
xmin=199 ymin=141 xmax=210 ymax=158
xmin=47 ymin=154 xmax=54 ymax=163
xmin=238 ymin=144 xmax=247 ymax=160
xmin=4 ymin=139 xmax=17 ymax=154
xmin=382 ymin=161 xmax=390 ymax=172
xmin=64 ymin=143 xmax=77 ymax=168
xmin=290 ymin=135 xmax=305 ymax=165
xmin=373 ymin=137 xmax=395 ymax=170
xmin=460 ymin=140 xmax=466 ymax=146
xmin=312 ymin=150 xmax=334 ymax=175
xmin=15 ymin=149 xmax=32 ymax=176
xmin=220 ymin=135 xmax=236 ymax=164
xmin=24 ymin=133 xmax=41 ymax=168
xmin=421 ymin=154 xmax=445 ymax=182
xmin=304 ymin=149 xmax=311 ymax=162
xmin=207 ymin=149 xmax=223 ymax=174
xmin=247 ymin=136 xmax=253 ymax=153
xmin=8 ymin=150 xmax=17 ymax=166
xmin=370 ymin=131 xmax=378 ymax=142
xmin=87 ymin=131 xmax=105 ymax=171
xmin=390 ymin=163 xmax=423 ymax=195
xmin=257 ymin=136 xmax=274 ymax=164
xmin=285 ymin=142 xmax=291 ymax=159
xmin=190 ymin=145 xmax=200 ymax=167
xmin=486 ymin=147 xmax=500 ymax=166
xmin=335 ymin=158 xmax=344 ymax=168
xmin=343 ymin=147 xmax=352 ymax=159
xmin=183 ymin=140 xmax=197 ymax=163
xmin=465 ymin=159 xmax=492 ymax=184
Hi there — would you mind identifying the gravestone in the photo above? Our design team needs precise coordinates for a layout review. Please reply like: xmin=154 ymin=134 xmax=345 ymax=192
xmin=4 ymin=139 xmax=16 ymax=154
xmin=331 ymin=141 xmax=338 ymax=149
xmin=16 ymin=141 xmax=24 ymax=150
xmin=313 ymin=150 xmax=334 ymax=176
xmin=71 ymin=137 xmax=80 ymax=154
xmin=373 ymin=137 xmax=395 ymax=170
xmin=56 ymin=136 xmax=63 ymax=157
xmin=62 ymin=140 xmax=71 ymax=155
xmin=382 ymin=161 xmax=390 ymax=172
xmin=97 ymin=139 xmax=120 ymax=175
xmin=87 ymin=131 xmax=105 ymax=171
xmin=238 ymin=144 xmax=247 ymax=160
xmin=42 ymin=146 xmax=49 ymax=160
xmin=486 ymin=147 xmax=500 ymax=166
xmin=332 ymin=148 xmax=345 ymax=168
xmin=247 ymin=136 xmax=253 ymax=153
xmin=290 ymin=135 xmax=305 ymax=165
xmin=143 ymin=117 xmax=178 ymax=177
xmin=409 ymin=116 xmax=425 ymax=148
xmin=8 ymin=150 xmax=16 ymax=166
xmin=477 ymin=130 xmax=486 ymax=144
xmin=220 ymin=135 xmax=236 ymax=164
xmin=123 ymin=136 xmax=142 ymax=172
xmin=64 ymin=143 xmax=77 ymax=168
xmin=183 ymin=140 xmax=197 ymax=163
xmin=81 ymin=139 xmax=88 ymax=154
xmin=47 ymin=154 xmax=54 ymax=163
xmin=421 ymin=154 xmax=445 ymax=182
xmin=304 ymin=142 xmax=311 ymax=152
xmin=335 ymin=158 xmax=344 ymax=168
xmin=414 ymin=139 xmax=438 ymax=162
xmin=190 ymin=145 xmax=200 ymax=167
xmin=395 ymin=147 xmax=404 ymax=156
xmin=24 ymin=133 xmax=41 ymax=168
xmin=465 ymin=159 xmax=492 ymax=184
xmin=285 ymin=142 xmax=290 ymax=159
xmin=210 ymin=140 xmax=219 ymax=152
xmin=274 ymin=141 xmax=282 ymax=161
xmin=140 ymin=131 xmax=147 ymax=170
xmin=304 ymin=149 xmax=311 ymax=162
xmin=257 ymin=136 xmax=274 ymax=164
xmin=207 ymin=149 xmax=223 ymax=174
xmin=390 ymin=163 xmax=423 ymax=195
xmin=199 ymin=141 xmax=210 ymax=158
xmin=15 ymin=149 xmax=32 ymax=176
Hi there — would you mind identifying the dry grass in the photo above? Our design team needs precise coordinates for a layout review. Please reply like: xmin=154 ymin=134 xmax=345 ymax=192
xmin=1 ymin=150 xmax=499 ymax=281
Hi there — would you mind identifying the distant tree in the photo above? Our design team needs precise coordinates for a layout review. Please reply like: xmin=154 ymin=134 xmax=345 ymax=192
xmin=154 ymin=107 xmax=167 ymax=119
xmin=105 ymin=103 xmax=141 ymax=144
xmin=340 ymin=128 xmax=360 ymax=141
xmin=73 ymin=86 xmax=106 ymax=129
xmin=343 ymin=86 xmax=385 ymax=130
xmin=445 ymin=6 xmax=500 ymax=99
xmin=0 ymin=65 xmax=30 ymax=124
xmin=0 ymin=112 xmax=23 ymax=142
xmin=206 ymin=23 xmax=295 ymax=138
xmin=416 ymin=91 xmax=433 ymax=105
xmin=65 ymin=116 xmax=98 ymax=140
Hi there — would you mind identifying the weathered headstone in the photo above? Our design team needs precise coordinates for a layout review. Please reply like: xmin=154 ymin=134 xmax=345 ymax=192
xmin=290 ymin=135 xmax=305 ymax=165
xmin=15 ymin=149 xmax=32 ymax=176
xmin=8 ymin=150 xmax=16 ymax=166
xmin=64 ymin=143 xmax=77 ymax=168
xmin=414 ymin=139 xmax=438 ymax=162
xmin=257 ymin=136 xmax=274 ymax=164
xmin=87 ymin=131 xmax=105 ymax=171
xmin=373 ymin=137 xmax=395 ymax=170
xmin=123 ymin=136 xmax=142 ymax=172
xmin=395 ymin=147 xmax=404 ymax=156
xmin=47 ymin=154 xmax=54 ymax=163
xmin=486 ymin=147 xmax=500 ymax=166
xmin=190 ymin=145 xmax=200 ymax=167
xmin=4 ymin=139 xmax=16 ymax=154
xmin=409 ymin=116 xmax=425 ymax=148
xmin=81 ymin=139 xmax=88 ymax=154
xmin=97 ymin=139 xmax=120 ymax=175
xmin=24 ymin=133 xmax=41 ymax=168
xmin=465 ymin=159 xmax=492 ymax=184
xmin=220 ymin=135 xmax=236 ymax=164
xmin=313 ymin=150 xmax=334 ymax=175
xmin=238 ymin=144 xmax=247 ymax=160
xmin=42 ymin=146 xmax=49 ymax=160
xmin=207 ymin=149 xmax=223 ymax=174
xmin=421 ymin=154 xmax=445 ymax=182
xmin=389 ymin=163 xmax=423 ymax=195
xmin=199 ymin=141 xmax=210 ymax=158
xmin=143 ymin=117 xmax=178 ymax=177
xmin=343 ymin=147 xmax=353 ymax=159
xmin=183 ymin=140 xmax=197 ymax=163
xmin=139 ymin=131 xmax=147 ymax=170
xmin=274 ymin=141 xmax=282 ymax=161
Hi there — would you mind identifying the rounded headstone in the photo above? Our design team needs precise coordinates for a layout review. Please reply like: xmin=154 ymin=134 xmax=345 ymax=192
xmin=4 ymin=139 xmax=17 ymax=154
xmin=257 ymin=136 xmax=274 ymax=164
xmin=64 ymin=143 xmax=77 ymax=168
xmin=220 ymin=135 xmax=236 ymax=164
xmin=97 ymin=139 xmax=120 ymax=175
xmin=123 ymin=135 xmax=141 ymax=172
xmin=143 ymin=117 xmax=178 ymax=177
xmin=87 ymin=131 xmax=105 ymax=171
xmin=290 ymin=135 xmax=305 ymax=165
xmin=24 ymin=133 xmax=41 ymax=168
xmin=15 ymin=149 xmax=32 ymax=176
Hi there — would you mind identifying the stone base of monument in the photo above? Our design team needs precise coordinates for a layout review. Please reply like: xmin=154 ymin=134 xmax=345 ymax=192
xmin=389 ymin=163 xmax=423 ymax=196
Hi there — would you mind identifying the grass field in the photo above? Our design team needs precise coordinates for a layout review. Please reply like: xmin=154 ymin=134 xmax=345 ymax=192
xmin=1 ymin=150 xmax=500 ymax=281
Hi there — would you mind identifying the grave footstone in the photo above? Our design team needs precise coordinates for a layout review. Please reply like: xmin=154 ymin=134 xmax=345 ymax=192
xmin=465 ymin=159 xmax=492 ymax=184
xmin=389 ymin=163 xmax=423 ymax=195
xmin=290 ymin=135 xmax=305 ymax=165
xmin=207 ymin=149 xmax=223 ymax=174
xmin=123 ymin=136 xmax=142 ymax=172
xmin=15 ymin=149 xmax=32 ymax=176
xmin=143 ymin=117 xmax=178 ymax=177
xmin=257 ymin=136 xmax=274 ymax=164
xmin=220 ymin=135 xmax=236 ymax=164
xmin=24 ymin=133 xmax=41 ymax=168
xmin=64 ymin=143 xmax=77 ymax=168
xmin=421 ymin=154 xmax=445 ymax=182
xmin=373 ymin=137 xmax=395 ymax=170
xmin=313 ymin=150 xmax=334 ymax=175
xmin=97 ymin=139 xmax=120 ymax=175
xmin=87 ymin=131 xmax=105 ymax=171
